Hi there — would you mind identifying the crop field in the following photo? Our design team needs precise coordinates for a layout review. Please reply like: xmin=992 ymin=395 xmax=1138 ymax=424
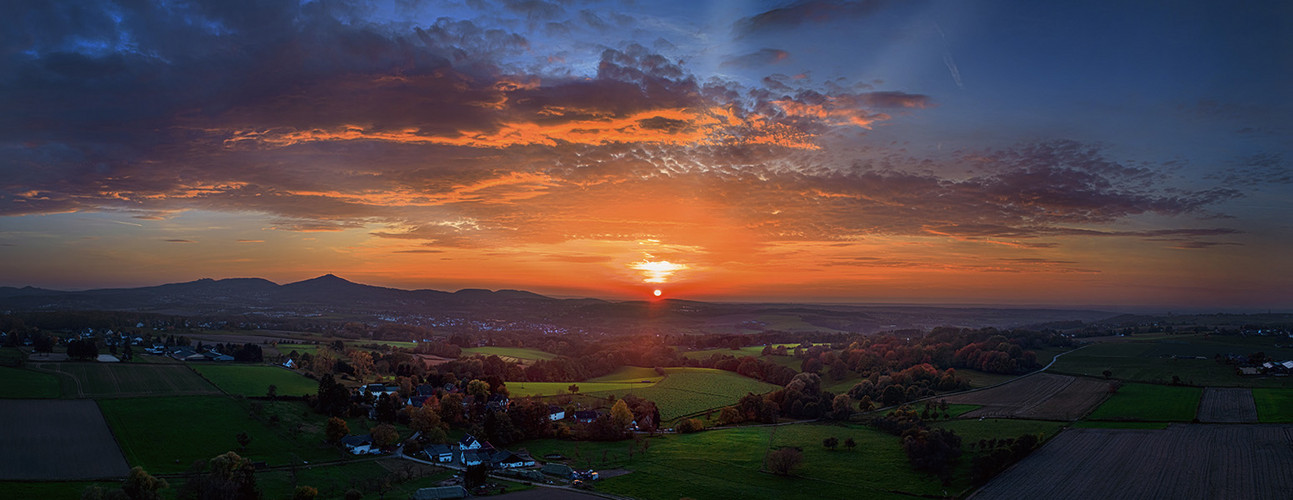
xmin=0 ymin=366 xmax=61 ymax=398
xmin=943 ymin=373 xmax=1108 ymax=421
xmin=506 ymin=366 xmax=665 ymax=397
xmin=273 ymin=343 xmax=321 ymax=356
xmin=99 ymin=395 xmax=344 ymax=474
xmin=973 ymin=425 xmax=1293 ymax=499
xmin=191 ymin=364 xmax=319 ymax=397
xmin=1049 ymin=335 xmax=1293 ymax=387
xmin=1197 ymin=388 xmax=1258 ymax=423
xmin=1252 ymin=388 xmax=1293 ymax=423
xmin=34 ymin=362 xmax=219 ymax=398
xmin=0 ymin=400 xmax=129 ymax=480
xmin=1084 ymin=383 xmax=1200 ymax=422
xmin=590 ymin=368 xmax=779 ymax=422
xmin=462 ymin=346 xmax=557 ymax=363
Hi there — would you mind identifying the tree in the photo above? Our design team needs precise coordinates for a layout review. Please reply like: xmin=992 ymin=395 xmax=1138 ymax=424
xmin=411 ymin=404 xmax=447 ymax=441
xmin=177 ymin=451 xmax=260 ymax=500
xmin=266 ymin=385 xmax=277 ymax=400
xmin=372 ymin=424 xmax=399 ymax=448
xmin=844 ymin=437 xmax=857 ymax=451
xmin=902 ymin=428 xmax=963 ymax=483
xmin=568 ymin=384 xmax=580 ymax=394
xmin=823 ymin=436 xmax=839 ymax=450
xmin=829 ymin=394 xmax=853 ymax=420
xmin=325 ymin=417 xmax=349 ymax=444
xmin=346 ymin=350 xmax=374 ymax=382
xmin=610 ymin=399 xmax=634 ymax=431
xmin=765 ymin=447 xmax=803 ymax=476
xmin=122 ymin=466 xmax=168 ymax=500
xmin=1102 ymin=370 xmax=1113 ymax=380
xmin=344 ymin=490 xmax=363 ymax=500
xmin=235 ymin=432 xmax=251 ymax=451
xmin=466 ymin=379 xmax=491 ymax=400
xmin=464 ymin=464 xmax=489 ymax=489
xmin=675 ymin=418 xmax=704 ymax=433
xmin=292 ymin=486 xmax=318 ymax=500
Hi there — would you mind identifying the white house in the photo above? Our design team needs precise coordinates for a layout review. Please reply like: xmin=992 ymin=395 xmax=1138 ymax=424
xmin=341 ymin=434 xmax=380 ymax=455
xmin=424 ymin=444 xmax=454 ymax=463
xmin=548 ymin=405 xmax=565 ymax=421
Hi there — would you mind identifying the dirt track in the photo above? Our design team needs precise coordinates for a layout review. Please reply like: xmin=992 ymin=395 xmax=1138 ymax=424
xmin=0 ymin=399 xmax=130 ymax=480
xmin=972 ymin=424 xmax=1293 ymax=500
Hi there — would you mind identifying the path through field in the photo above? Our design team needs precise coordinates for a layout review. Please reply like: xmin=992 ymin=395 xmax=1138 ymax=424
xmin=972 ymin=424 xmax=1293 ymax=500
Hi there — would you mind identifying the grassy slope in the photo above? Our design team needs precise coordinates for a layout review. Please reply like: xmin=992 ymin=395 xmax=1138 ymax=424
xmin=99 ymin=396 xmax=346 ymax=474
xmin=36 ymin=363 xmax=218 ymax=397
xmin=587 ymin=367 xmax=779 ymax=422
xmin=0 ymin=366 xmax=61 ymax=398
xmin=1084 ymin=383 xmax=1201 ymax=422
xmin=191 ymin=365 xmax=318 ymax=397
xmin=1252 ymin=388 xmax=1293 ymax=423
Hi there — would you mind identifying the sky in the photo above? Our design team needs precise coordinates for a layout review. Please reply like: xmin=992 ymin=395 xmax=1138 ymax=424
xmin=1 ymin=0 xmax=1290 ymax=309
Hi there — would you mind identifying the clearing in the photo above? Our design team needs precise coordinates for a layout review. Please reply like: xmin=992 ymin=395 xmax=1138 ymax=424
xmin=972 ymin=425 xmax=1293 ymax=500
xmin=0 ymin=400 xmax=129 ymax=480
xmin=1197 ymin=387 xmax=1258 ymax=423
xmin=943 ymin=373 xmax=1109 ymax=421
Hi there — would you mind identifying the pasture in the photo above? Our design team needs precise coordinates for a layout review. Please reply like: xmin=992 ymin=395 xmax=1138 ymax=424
xmin=0 ymin=366 xmax=60 ymax=398
xmin=0 ymin=400 xmax=129 ymax=480
xmin=506 ymin=366 xmax=665 ymax=397
xmin=1084 ymin=383 xmax=1200 ymax=422
xmin=973 ymin=425 xmax=1293 ymax=499
xmin=1252 ymin=388 xmax=1293 ymax=423
xmin=1197 ymin=387 xmax=1258 ymax=423
xmin=1049 ymin=335 xmax=1293 ymax=387
xmin=942 ymin=373 xmax=1109 ymax=421
xmin=35 ymin=362 xmax=219 ymax=398
xmin=589 ymin=367 xmax=779 ymax=422
xmin=191 ymin=364 xmax=318 ymax=397
xmin=462 ymin=346 xmax=557 ymax=362
xmin=99 ymin=395 xmax=343 ymax=474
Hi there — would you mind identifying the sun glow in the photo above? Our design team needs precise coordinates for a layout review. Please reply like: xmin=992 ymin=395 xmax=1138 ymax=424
xmin=653 ymin=289 xmax=662 ymax=297
xmin=629 ymin=257 xmax=688 ymax=283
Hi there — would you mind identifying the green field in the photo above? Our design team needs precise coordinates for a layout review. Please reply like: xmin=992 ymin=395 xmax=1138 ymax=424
xmin=526 ymin=418 xmax=1063 ymax=500
xmin=99 ymin=396 xmax=346 ymax=474
xmin=253 ymin=458 xmax=458 ymax=499
xmin=1051 ymin=335 xmax=1293 ymax=387
xmin=191 ymin=365 xmax=319 ymax=397
xmin=462 ymin=346 xmax=557 ymax=362
xmin=506 ymin=366 xmax=667 ymax=397
xmin=1084 ymin=383 xmax=1201 ymax=422
xmin=589 ymin=367 xmax=780 ymax=422
xmin=1252 ymin=388 xmax=1293 ymax=423
xmin=0 ymin=366 xmax=61 ymax=398
xmin=35 ymin=363 xmax=219 ymax=398
xmin=274 ymin=343 xmax=321 ymax=356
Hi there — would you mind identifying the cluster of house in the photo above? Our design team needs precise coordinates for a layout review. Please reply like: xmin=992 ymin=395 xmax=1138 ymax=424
xmin=422 ymin=434 xmax=536 ymax=470
xmin=143 ymin=345 xmax=235 ymax=362
xmin=356 ymin=382 xmax=604 ymax=424
xmin=1236 ymin=358 xmax=1293 ymax=376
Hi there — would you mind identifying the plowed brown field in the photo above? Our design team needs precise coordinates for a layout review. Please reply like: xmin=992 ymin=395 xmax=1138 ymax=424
xmin=0 ymin=399 xmax=130 ymax=480
xmin=944 ymin=373 xmax=1108 ymax=421
xmin=972 ymin=424 xmax=1293 ymax=500
xmin=1198 ymin=387 xmax=1258 ymax=423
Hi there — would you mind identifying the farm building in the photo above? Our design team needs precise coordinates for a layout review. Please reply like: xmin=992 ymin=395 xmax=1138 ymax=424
xmin=340 ymin=434 xmax=379 ymax=455
xmin=424 ymin=444 xmax=454 ymax=463
xmin=491 ymin=450 xmax=536 ymax=469
xmin=458 ymin=434 xmax=487 ymax=451
xmin=548 ymin=405 xmax=565 ymax=421
xmin=461 ymin=449 xmax=492 ymax=466
xmin=96 ymin=354 xmax=120 ymax=363
xmin=573 ymin=410 xmax=599 ymax=423
xmin=411 ymin=486 xmax=467 ymax=500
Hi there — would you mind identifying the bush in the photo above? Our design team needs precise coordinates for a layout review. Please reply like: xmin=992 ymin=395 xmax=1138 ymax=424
xmin=675 ymin=418 xmax=704 ymax=433
xmin=765 ymin=447 xmax=803 ymax=476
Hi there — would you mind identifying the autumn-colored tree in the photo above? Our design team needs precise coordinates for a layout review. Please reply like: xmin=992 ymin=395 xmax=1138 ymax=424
xmin=292 ymin=486 xmax=318 ymax=500
xmin=465 ymin=379 xmax=491 ymax=400
xmin=372 ymin=423 xmax=399 ymax=448
xmin=610 ymin=399 xmax=634 ymax=430
xmin=346 ymin=349 xmax=374 ymax=382
xmin=411 ymin=404 xmax=448 ymax=443
xmin=766 ymin=447 xmax=803 ymax=476
xmin=121 ymin=466 xmax=167 ymax=500
xmin=326 ymin=417 xmax=349 ymax=444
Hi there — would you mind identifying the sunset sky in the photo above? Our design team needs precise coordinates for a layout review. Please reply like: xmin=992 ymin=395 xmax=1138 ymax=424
xmin=2 ymin=1 xmax=1290 ymax=309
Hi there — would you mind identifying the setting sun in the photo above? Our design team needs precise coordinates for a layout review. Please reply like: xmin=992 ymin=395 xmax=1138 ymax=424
xmin=653 ymin=289 xmax=662 ymax=297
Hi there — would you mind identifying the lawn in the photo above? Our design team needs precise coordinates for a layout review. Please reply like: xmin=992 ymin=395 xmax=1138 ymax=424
xmin=462 ymin=346 xmax=557 ymax=362
xmin=1084 ymin=383 xmax=1201 ymax=422
xmin=0 ymin=366 xmax=60 ymax=398
xmin=98 ymin=396 xmax=346 ymax=474
xmin=191 ymin=365 xmax=318 ymax=397
xmin=36 ymin=363 xmax=218 ymax=398
xmin=1252 ymin=388 xmax=1293 ymax=423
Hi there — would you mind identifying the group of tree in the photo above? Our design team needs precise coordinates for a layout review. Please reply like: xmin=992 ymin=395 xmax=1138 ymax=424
xmin=870 ymin=404 xmax=964 ymax=484
xmin=968 ymin=433 xmax=1044 ymax=484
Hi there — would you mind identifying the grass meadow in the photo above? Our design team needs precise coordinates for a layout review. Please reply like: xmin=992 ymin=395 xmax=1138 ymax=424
xmin=191 ymin=364 xmax=318 ymax=397
xmin=1084 ymin=383 xmax=1201 ymax=422
xmin=0 ymin=366 xmax=61 ymax=398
